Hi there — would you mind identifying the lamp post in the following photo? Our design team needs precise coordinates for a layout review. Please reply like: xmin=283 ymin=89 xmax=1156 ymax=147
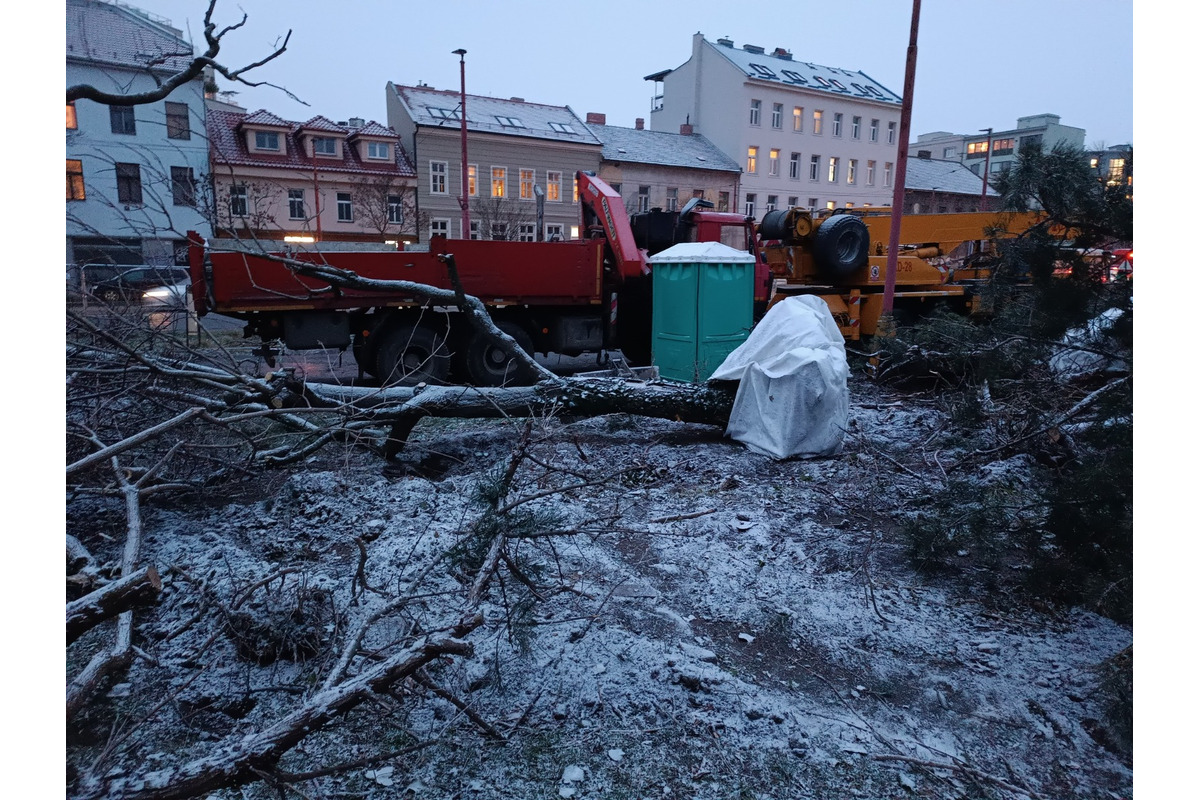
xmin=979 ymin=127 xmax=993 ymax=211
xmin=453 ymin=48 xmax=470 ymax=239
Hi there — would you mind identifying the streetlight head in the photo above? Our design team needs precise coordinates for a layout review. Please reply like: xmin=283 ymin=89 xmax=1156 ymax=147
xmin=453 ymin=48 xmax=467 ymax=56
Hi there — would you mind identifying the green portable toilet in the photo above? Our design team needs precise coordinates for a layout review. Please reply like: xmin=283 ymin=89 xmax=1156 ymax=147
xmin=648 ymin=242 xmax=756 ymax=383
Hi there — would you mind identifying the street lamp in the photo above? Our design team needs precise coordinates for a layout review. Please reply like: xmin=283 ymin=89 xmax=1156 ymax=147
xmin=453 ymin=48 xmax=470 ymax=238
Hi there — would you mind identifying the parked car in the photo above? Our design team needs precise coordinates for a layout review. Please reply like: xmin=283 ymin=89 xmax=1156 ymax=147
xmin=82 ymin=264 xmax=191 ymax=303
xmin=141 ymin=277 xmax=193 ymax=332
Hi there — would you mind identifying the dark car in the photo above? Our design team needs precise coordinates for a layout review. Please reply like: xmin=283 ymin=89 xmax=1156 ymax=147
xmin=82 ymin=265 xmax=191 ymax=303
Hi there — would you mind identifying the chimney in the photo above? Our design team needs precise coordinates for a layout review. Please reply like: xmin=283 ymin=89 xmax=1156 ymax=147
xmin=680 ymin=123 xmax=693 ymax=136
xmin=348 ymin=116 xmax=365 ymax=128
xmin=635 ymin=118 xmax=644 ymax=130
xmin=742 ymin=44 xmax=765 ymax=54
xmin=586 ymin=112 xmax=606 ymax=125
xmin=716 ymin=37 xmax=734 ymax=47
xmin=772 ymin=47 xmax=793 ymax=60
xmin=510 ymin=97 xmax=524 ymax=102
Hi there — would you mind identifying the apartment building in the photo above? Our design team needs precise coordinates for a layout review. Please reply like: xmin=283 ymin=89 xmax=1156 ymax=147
xmin=912 ymin=114 xmax=1087 ymax=182
xmin=386 ymin=84 xmax=603 ymax=241
xmin=647 ymin=34 xmax=903 ymax=218
xmin=66 ymin=0 xmax=210 ymax=272
xmin=583 ymin=114 xmax=741 ymax=215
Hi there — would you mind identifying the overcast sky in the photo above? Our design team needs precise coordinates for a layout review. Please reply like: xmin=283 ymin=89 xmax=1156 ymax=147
xmin=118 ymin=0 xmax=1134 ymax=147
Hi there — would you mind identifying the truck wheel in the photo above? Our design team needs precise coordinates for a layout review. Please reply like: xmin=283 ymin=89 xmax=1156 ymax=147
xmin=813 ymin=214 xmax=869 ymax=279
xmin=375 ymin=323 xmax=451 ymax=386
xmin=463 ymin=322 xmax=537 ymax=386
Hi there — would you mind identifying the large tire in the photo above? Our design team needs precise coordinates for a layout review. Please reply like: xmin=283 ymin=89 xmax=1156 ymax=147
xmin=375 ymin=322 xmax=451 ymax=386
xmin=813 ymin=214 xmax=869 ymax=279
xmin=463 ymin=322 xmax=537 ymax=386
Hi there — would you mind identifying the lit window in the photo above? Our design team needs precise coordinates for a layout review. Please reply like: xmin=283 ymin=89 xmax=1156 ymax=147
xmin=337 ymin=192 xmax=353 ymax=221
xmin=870 ymin=119 xmax=879 ymax=142
xmin=67 ymin=159 xmax=85 ymax=200
xmin=887 ymin=122 xmax=896 ymax=144
xmin=570 ymin=225 xmax=579 ymax=239
xmin=638 ymin=185 xmax=650 ymax=212
xmin=288 ymin=188 xmax=305 ymax=219
xmin=520 ymin=169 xmax=535 ymax=200
xmin=467 ymin=164 xmax=477 ymax=196
xmin=828 ymin=157 xmax=839 ymax=183
xmin=832 ymin=113 xmax=843 ymax=137
xmin=747 ymin=146 xmax=758 ymax=174
xmin=430 ymin=161 xmax=447 ymax=194
xmin=847 ymin=159 xmax=857 ymax=185
xmin=67 ymin=102 xmax=77 ymax=130
xmin=750 ymin=99 xmax=761 ymax=126
xmin=744 ymin=193 xmax=756 ymax=217
xmin=813 ymin=110 xmax=823 ymax=135
xmin=115 ymin=163 xmax=142 ymax=204
xmin=1090 ymin=157 xmax=1100 ymax=169
xmin=388 ymin=195 xmax=404 ymax=224
xmin=229 ymin=184 xmax=247 ymax=217
xmin=966 ymin=141 xmax=989 ymax=158
xmin=793 ymin=107 xmax=803 ymax=132
xmin=255 ymin=131 xmax=280 ymax=150
xmin=992 ymin=138 xmax=1015 ymax=155
xmin=771 ymin=103 xmax=783 ymax=129
xmin=166 ymin=102 xmax=190 ymax=140
xmin=492 ymin=167 xmax=507 ymax=198
xmin=1108 ymin=158 xmax=1126 ymax=182
xmin=546 ymin=171 xmax=561 ymax=202
xmin=314 ymin=136 xmax=336 ymax=155
xmin=110 ymin=106 xmax=136 ymax=135
xmin=884 ymin=162 xmax=893 ymax=187
xmin=574 ymin=177 xmax=579 ymax=203
xmin=789 ymin=152 xmax=801 ymax=179
xmin=809 ymin=154 xmax=820 ymax=181
xmin=851 ymin=116 xmax=861 ymax=139
xmin=826 ymin=201 xmax=835 ymax=210
xmin=769 ymin=149 xmax=780 ymax=176
xmin=170 ymin=166 xmax=195 ymax=206
xmin=368 ymin=141 xmax=390 ymax=159
xmin=867 ymin=160 xmax=876 ymax=185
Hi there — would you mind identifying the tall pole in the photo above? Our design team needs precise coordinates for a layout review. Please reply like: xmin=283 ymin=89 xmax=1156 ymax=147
xmin=312 ymin=163 xmax=322 ymax=241
xmin=882 ymin=0 xmax=921 ymax=315
xmin=979 ymin=127 xmax=994 ymax=211
xmin=453 ymin=48 xmax=470 ymax=239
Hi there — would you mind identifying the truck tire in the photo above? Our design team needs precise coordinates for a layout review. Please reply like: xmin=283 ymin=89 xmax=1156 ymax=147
xmin=463 ymin=322 xmax=537 ymax=386
xmin=813 ymin=214 xmax=869 ymax=279
xmin=375 ymin=322 xmax=451 ymax=386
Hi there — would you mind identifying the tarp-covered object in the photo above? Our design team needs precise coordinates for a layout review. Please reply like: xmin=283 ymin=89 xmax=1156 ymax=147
xmin=710 ymin=296 xmax=849 ymax=458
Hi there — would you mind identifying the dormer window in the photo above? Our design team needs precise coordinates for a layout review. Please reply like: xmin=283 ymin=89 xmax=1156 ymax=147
xmin=548 ymin=122 xmax=576 ymax=134
xmin=255 ymin=131 xmax=280 ymax=150
xmin=367 ymin=141 xmax=390 ymax=159
xmin=495 ymin=116 xmax=524 ymax=128
xmin=313 ymin=136 xmax=336 ymax=156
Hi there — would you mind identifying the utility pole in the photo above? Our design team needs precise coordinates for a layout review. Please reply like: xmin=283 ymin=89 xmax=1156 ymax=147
xmin=979 ymin=127 xmax=993 ymax=211
xmin=882 ymin=0 xmax=921 ymax=315
xmin=453 ymin=49 xmax=470 ymax=239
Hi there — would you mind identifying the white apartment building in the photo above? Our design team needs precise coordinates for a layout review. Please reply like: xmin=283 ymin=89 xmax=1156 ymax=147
xmin=647 ymin=34 xmax=903 ymax=218
xmin=912 ymin=114 xmax=1087 ymax=182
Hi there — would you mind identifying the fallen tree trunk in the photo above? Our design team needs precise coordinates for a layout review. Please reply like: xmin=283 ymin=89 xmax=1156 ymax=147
xmin=67 ymin=566 xmax=162 ymax=645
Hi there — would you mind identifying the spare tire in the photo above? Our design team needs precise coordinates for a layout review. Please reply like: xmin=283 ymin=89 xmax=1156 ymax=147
xmin=759 ymin=209 xmax=792 ymax=241
xmin=813 ymin=214 xmax=869 ymax=279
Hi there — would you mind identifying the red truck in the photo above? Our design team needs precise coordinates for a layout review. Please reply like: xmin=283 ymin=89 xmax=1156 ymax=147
xmin=187 ymin=172 xmax=764 ymax=385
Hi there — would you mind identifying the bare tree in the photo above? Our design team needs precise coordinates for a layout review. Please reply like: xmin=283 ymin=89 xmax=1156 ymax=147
xmin=348 ymin=174 xmax=419 ymax=243
xmin=470 ymin=196 xmax=536 ymax=241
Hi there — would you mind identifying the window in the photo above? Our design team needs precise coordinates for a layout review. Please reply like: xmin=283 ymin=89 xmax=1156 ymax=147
xmin=771 ymin=103 xmax=783 ymax=129
xmin=718 ymin=191 xmax=730 ymax=212
xmin=813 ymin=110 xmax=823 ymax=135
xmin=847 ymin=160 xmax=857 ymax=185
xmin=1090 ymin=157 xmax=1100 ymax=169
xmin=809 ymin=154 xmax=820 ymax=180
xmin=547 ymin=171 xmax=561 ymax=201
xmin=887 ymin=122 xmax=896 ymax=144
xmin=67 ymin=159 xmax=85 ymax=200
xmin=943 ymin=146 xmax=957 ymax=159
xmin=793 ymin=107 xmax=803 ymax=132
xmin=638 ymin=185 xmax=650 ymax=212
xmin=851 ymin=116 xmax=861 ymax=139
xmin=494 ymin=116 xmax=524 ymax=128
xmin=388 ymin=194 xmax=404 ymax=224
xmin=866 ymin=160 xmax=876 ymax=185
xmin=431 ymin=219 xmax=449 ymax=238
xmin=110 ymin=106 xmax=136 ymax=135
xmin=492 ymin=167 xmax=507 ymax=198
xmin=966 ymin=141 xmax=989 ymax=159
xmin=67 ymin=102 xmax=77 ymax=130
xmin=170 ymin=166 xmax=195 ymax=206
xmin=612 ymin=183 xmax=622 ymax=195
xmin=769 ymin=149 xmax=780 ymax=176
xmin=884 ymin=162 xmax=894 ymax=187
xmin=491 ymin=222 xmax=508 ymax=240
xmin=469 ymin=221 xmax=480 ymax=240
xmin=1020 ymin=134 xmax=1043 ymax=153
xmin=870 ymin=119 xmax=879 ymax=142
xmin=828 ymin=157 xmax=839 ymax=183
xmin=789 ymin=152 xmax=801 ymax=179
xmin=766 ymin=195 xmax=778 ymax=212
xmin=520 ymin=169 xmax=535 ymax=200
xmin=427 ymin=107 xmax=462 ymax=121
xmin=1108 ymin=158 xmax=1126 ymax=182
xmin=518 ymin=223 xmax=536 ymax=242
xmin=750 ymin=99 xmax=761 ymax=126
xmin=826 ymin=201 xmax=836 ymax=210
xmin=573 ymin=176 xmax=579 ymax=203
xmin=255 ymin=131 xmax=280 ymax=150
xmin=368 ymin=141 xmax=390 ymax=159
xmin=807 ymin=198 xmax=818 ymax=210
xmin=467 ymin=164 xmax=477 ymax=196
xmin=787 ymin=196 xmax=798 ymax=208
xmin=992 ymin=138 xmax=1015 ymax=156
xmin=744 ymin=193 xmax=756 ymax=217
xmin=747 ymin=146 xmax=758 ymax=173
xmin=229 ymin=184 xmax=248 ymax=217
xmin=545 ymin=223 xmax=564 ymax=241
xmin=313 ymin=136 xmax=337 ymax=155
xmin=666 ymin=187 xmax=678 ymax=211
xmin=548 ymin=121 xmax=576 ymax=134
xmin=115 ymin=163 xmax=142 ymax=204
xmin=832 ymin=113 xmax=843 ymax=137
xmin=693 ymin=189 xmax=704 ymax=199
xmin=166 ymin=102 xmax=190 ymax=139
xmin=288 ymin=189 xmax=305 ymax=219
xmin=430 ymin=161 xmax=447 ymax=194
xmin=337 ymin=192 xmax=353 ymax=222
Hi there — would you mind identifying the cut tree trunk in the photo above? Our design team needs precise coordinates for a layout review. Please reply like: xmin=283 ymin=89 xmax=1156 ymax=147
xmin=66 ymin=566 xmax=162 ymax=645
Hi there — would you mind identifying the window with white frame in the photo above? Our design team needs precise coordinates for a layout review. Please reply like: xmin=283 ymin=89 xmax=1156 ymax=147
xmin=851 ymin=116 xmax=861 ymax=139
xmin=666 ymin=187 xmax=678 ymax=211
xmin=943 ymin=146 xmax=957 ymax=159
xmin=813 ymin=110 xmax=823 ymax=135
xmin=170 ymin=166 xmax=195 ymax=206
xmin=638 ymin=185 xmax=650 ymax=212
xmin=229 ymin=184 xmax=247 ymax=217
xmin=518 ymin=223 xmax=536 ymax=242
xmin=546 ymin=170 xmax=561 ymax=201
xmin=828 ymin=157 xmax=839 ymax=183
xmin=388 ymin=194 xmax=404 ymax=224
xmin=847 ymin=159 xmax=857 ymax=185
xmin=573 ymin=176 xmax=579 ymax=203
xmin=288 ymin=189 xmax=304 ymax=219
xmin=866 ymin=160 xmax=876 ymax=185
xmin=430 ymin=161 xmax=448 ymax=194
xmin=787 ymin=195 xmax=798 ymax=208
xmin=771 ymin=103 xmax=783 ymax=129
xmin=165 ymin=102 xmax=190 ymax=140
xmin=744 ymin=193 xmax=756 ymax=217
xmin=809 ymin=154 xmax=820 ymax=181
xmin=766 ymin=195 xmax=778 ymax=212
xmin=548 ymin=121 xmax=575 ymax=134
xmin=832 ymin=113 xmax=843 ymax=137
xmin=469 ymin=221 xmax=480 ymax=240
xmin=491 ymin=222 xmax=508 ymax=240
xmin=368 ymin=141 xmax=390 ymax=159
xmin=110 ymin=105 xmax=136 ymax=135
xmin=545 ymin=223 xmax=564 ymax=241
xmin=254 ymin=131 xmax=280 ymax=150
xmin=884 ymin=162 xmax=893 ymax=187
xmin=870 ymin=119 xmax=879 ymax=142
xmin=494 ymin=116 xmax=524 ymax=128
xmin=887 ymin=122 xmax=896 ymax=144
xmin=718 ymin=192 xmax=729 ymax=212
xmin=789 ymin=152 xmax=801 ymax=179
xmin=793 ymin=106 xmax=803 ymax=132
xmin=492 ymin=167 xmax=507 ymax=198
xmin=467 ymin=164 xmax=477 ymax=196
xmin=769 ymin=149 xmax=780 ymax=176
xmin=430 ymin=219 xmax=449 ymax=238
xmin=807 ymin=197 xmax=818 ymax=210
xmin=750 ymin=99 xmax=761 ymax=126
xmin=337 ymin=192 xmax=353 ymax=221
xmin=520 ymin=169 xmax=535 ymax=200
xmin=747 ymin=146 xmax=758 ymax=173
xmin=313 ymin=136 xmax=337 ymax=156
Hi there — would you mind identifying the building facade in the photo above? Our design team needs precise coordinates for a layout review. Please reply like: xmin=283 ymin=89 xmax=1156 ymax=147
xmin=66 ymin=0 xmax=211 ymax=272
xmin=912 ymin=114 xmax=1087 ymax=183
xmin=386 ymin=84 xmax=603 ymax=242
xmin=902 ymin=155 xmax=999 ymax=215
xmin=583 ymin=115 xmax=741 ymax=215
xmin=647 ymin=34 xmax=903 ymax=218
xmin=206 ymin=109 xmax=417 ymax=244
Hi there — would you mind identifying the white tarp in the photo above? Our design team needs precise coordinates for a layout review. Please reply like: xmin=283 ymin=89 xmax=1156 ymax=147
xmin=710 ymin=295 xmax=849 ymax=459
